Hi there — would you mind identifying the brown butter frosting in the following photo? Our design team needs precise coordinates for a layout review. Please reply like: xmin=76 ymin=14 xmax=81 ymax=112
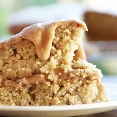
xmin=3 ymin=74 xmax=46 ymax=87
xmin=0 ymin=19 xmax=87 ymax=61
xmin=1 ymin=20 xmax=88 ymax=87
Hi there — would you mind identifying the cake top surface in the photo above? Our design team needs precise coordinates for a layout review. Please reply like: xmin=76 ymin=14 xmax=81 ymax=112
xmin=0 ymin=19 xmax=87 ymax=61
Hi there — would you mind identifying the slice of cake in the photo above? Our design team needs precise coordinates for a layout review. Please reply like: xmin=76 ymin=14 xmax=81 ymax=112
xmin=0 ymin=19 xmax=108 ymax=106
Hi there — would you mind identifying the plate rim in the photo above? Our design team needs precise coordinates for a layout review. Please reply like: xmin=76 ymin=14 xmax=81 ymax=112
xmin=0 ymin=101 xmax=117 ymax=111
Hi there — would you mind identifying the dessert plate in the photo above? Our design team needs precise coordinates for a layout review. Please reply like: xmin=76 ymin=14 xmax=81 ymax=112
xmin=0 ymin=76 xmax=117 ymax=117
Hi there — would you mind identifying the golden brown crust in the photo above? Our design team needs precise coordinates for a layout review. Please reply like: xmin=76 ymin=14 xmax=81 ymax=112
xmin=0 ymin=20 xmax=87 ymax=60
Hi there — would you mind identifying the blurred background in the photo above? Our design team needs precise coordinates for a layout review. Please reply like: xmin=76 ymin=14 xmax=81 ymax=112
xmin=0 ymin=0 xmax=117 ymax=76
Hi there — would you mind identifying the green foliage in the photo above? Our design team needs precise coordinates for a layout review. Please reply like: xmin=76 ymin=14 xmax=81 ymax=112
xmin=0 ymin=7 xmax=9 ymax=37
xmin=0 ymin=0 xmax=58 ymax=37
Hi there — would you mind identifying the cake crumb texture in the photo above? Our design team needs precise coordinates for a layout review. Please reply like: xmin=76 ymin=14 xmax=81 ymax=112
xmin=0 ymin=20 xmax=108 ymax=106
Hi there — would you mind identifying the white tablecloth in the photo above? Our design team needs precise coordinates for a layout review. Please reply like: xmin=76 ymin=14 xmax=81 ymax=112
xmin=102 ymin=75 xmax=117 ymax=101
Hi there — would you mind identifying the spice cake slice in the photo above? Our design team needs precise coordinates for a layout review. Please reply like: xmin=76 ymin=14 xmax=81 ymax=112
xmin=0 ymin=19 xmax=108 ymax=106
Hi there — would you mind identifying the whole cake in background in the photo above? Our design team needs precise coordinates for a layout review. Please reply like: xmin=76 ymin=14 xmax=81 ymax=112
xmin=0 ymin=19 xmax=108 ymax=106
xmin=83 ymin=9 xmax=117 ymax=74
xmin=84 ymin=10 xmax=117 ymax=41
xmin=83 ymin=0 xmax=117 ymax=41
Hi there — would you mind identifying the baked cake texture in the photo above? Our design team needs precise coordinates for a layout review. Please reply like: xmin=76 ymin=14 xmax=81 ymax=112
xmin=0 ymin=19 xmax=108 ymax=106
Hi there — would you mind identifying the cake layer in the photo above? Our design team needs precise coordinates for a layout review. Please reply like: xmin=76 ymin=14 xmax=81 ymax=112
xmin=0 ymin=19 xmax=108 ymax=106
xmin=0 ymin=20 xmax=87 ymax=80
xmin=0 ymin=60 xmax=107 ymax=106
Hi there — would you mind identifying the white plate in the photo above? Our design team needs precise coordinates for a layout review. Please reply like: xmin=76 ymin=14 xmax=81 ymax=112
xmin=0 ymin=76 xmax=117 ymax=117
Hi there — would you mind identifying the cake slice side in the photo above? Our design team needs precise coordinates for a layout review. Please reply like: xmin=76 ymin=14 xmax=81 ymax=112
xmin=0 ymin=19 xmax=108 ymax=106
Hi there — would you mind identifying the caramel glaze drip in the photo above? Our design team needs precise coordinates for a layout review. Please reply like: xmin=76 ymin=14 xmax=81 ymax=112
xmin=3 ymin=69 xmax=100 ymax=88
xmin=74 ymin=45 xmax=86 ymax=60
xmin=0 ymin=20 xmax=88 ymax=87
xmin=0 ymin=20 xmax=87 ymax=60
xmin=0 ymin=24 xmax=55 ymax=61
xmin=3 ymin=74 xmax=46 ymax=87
